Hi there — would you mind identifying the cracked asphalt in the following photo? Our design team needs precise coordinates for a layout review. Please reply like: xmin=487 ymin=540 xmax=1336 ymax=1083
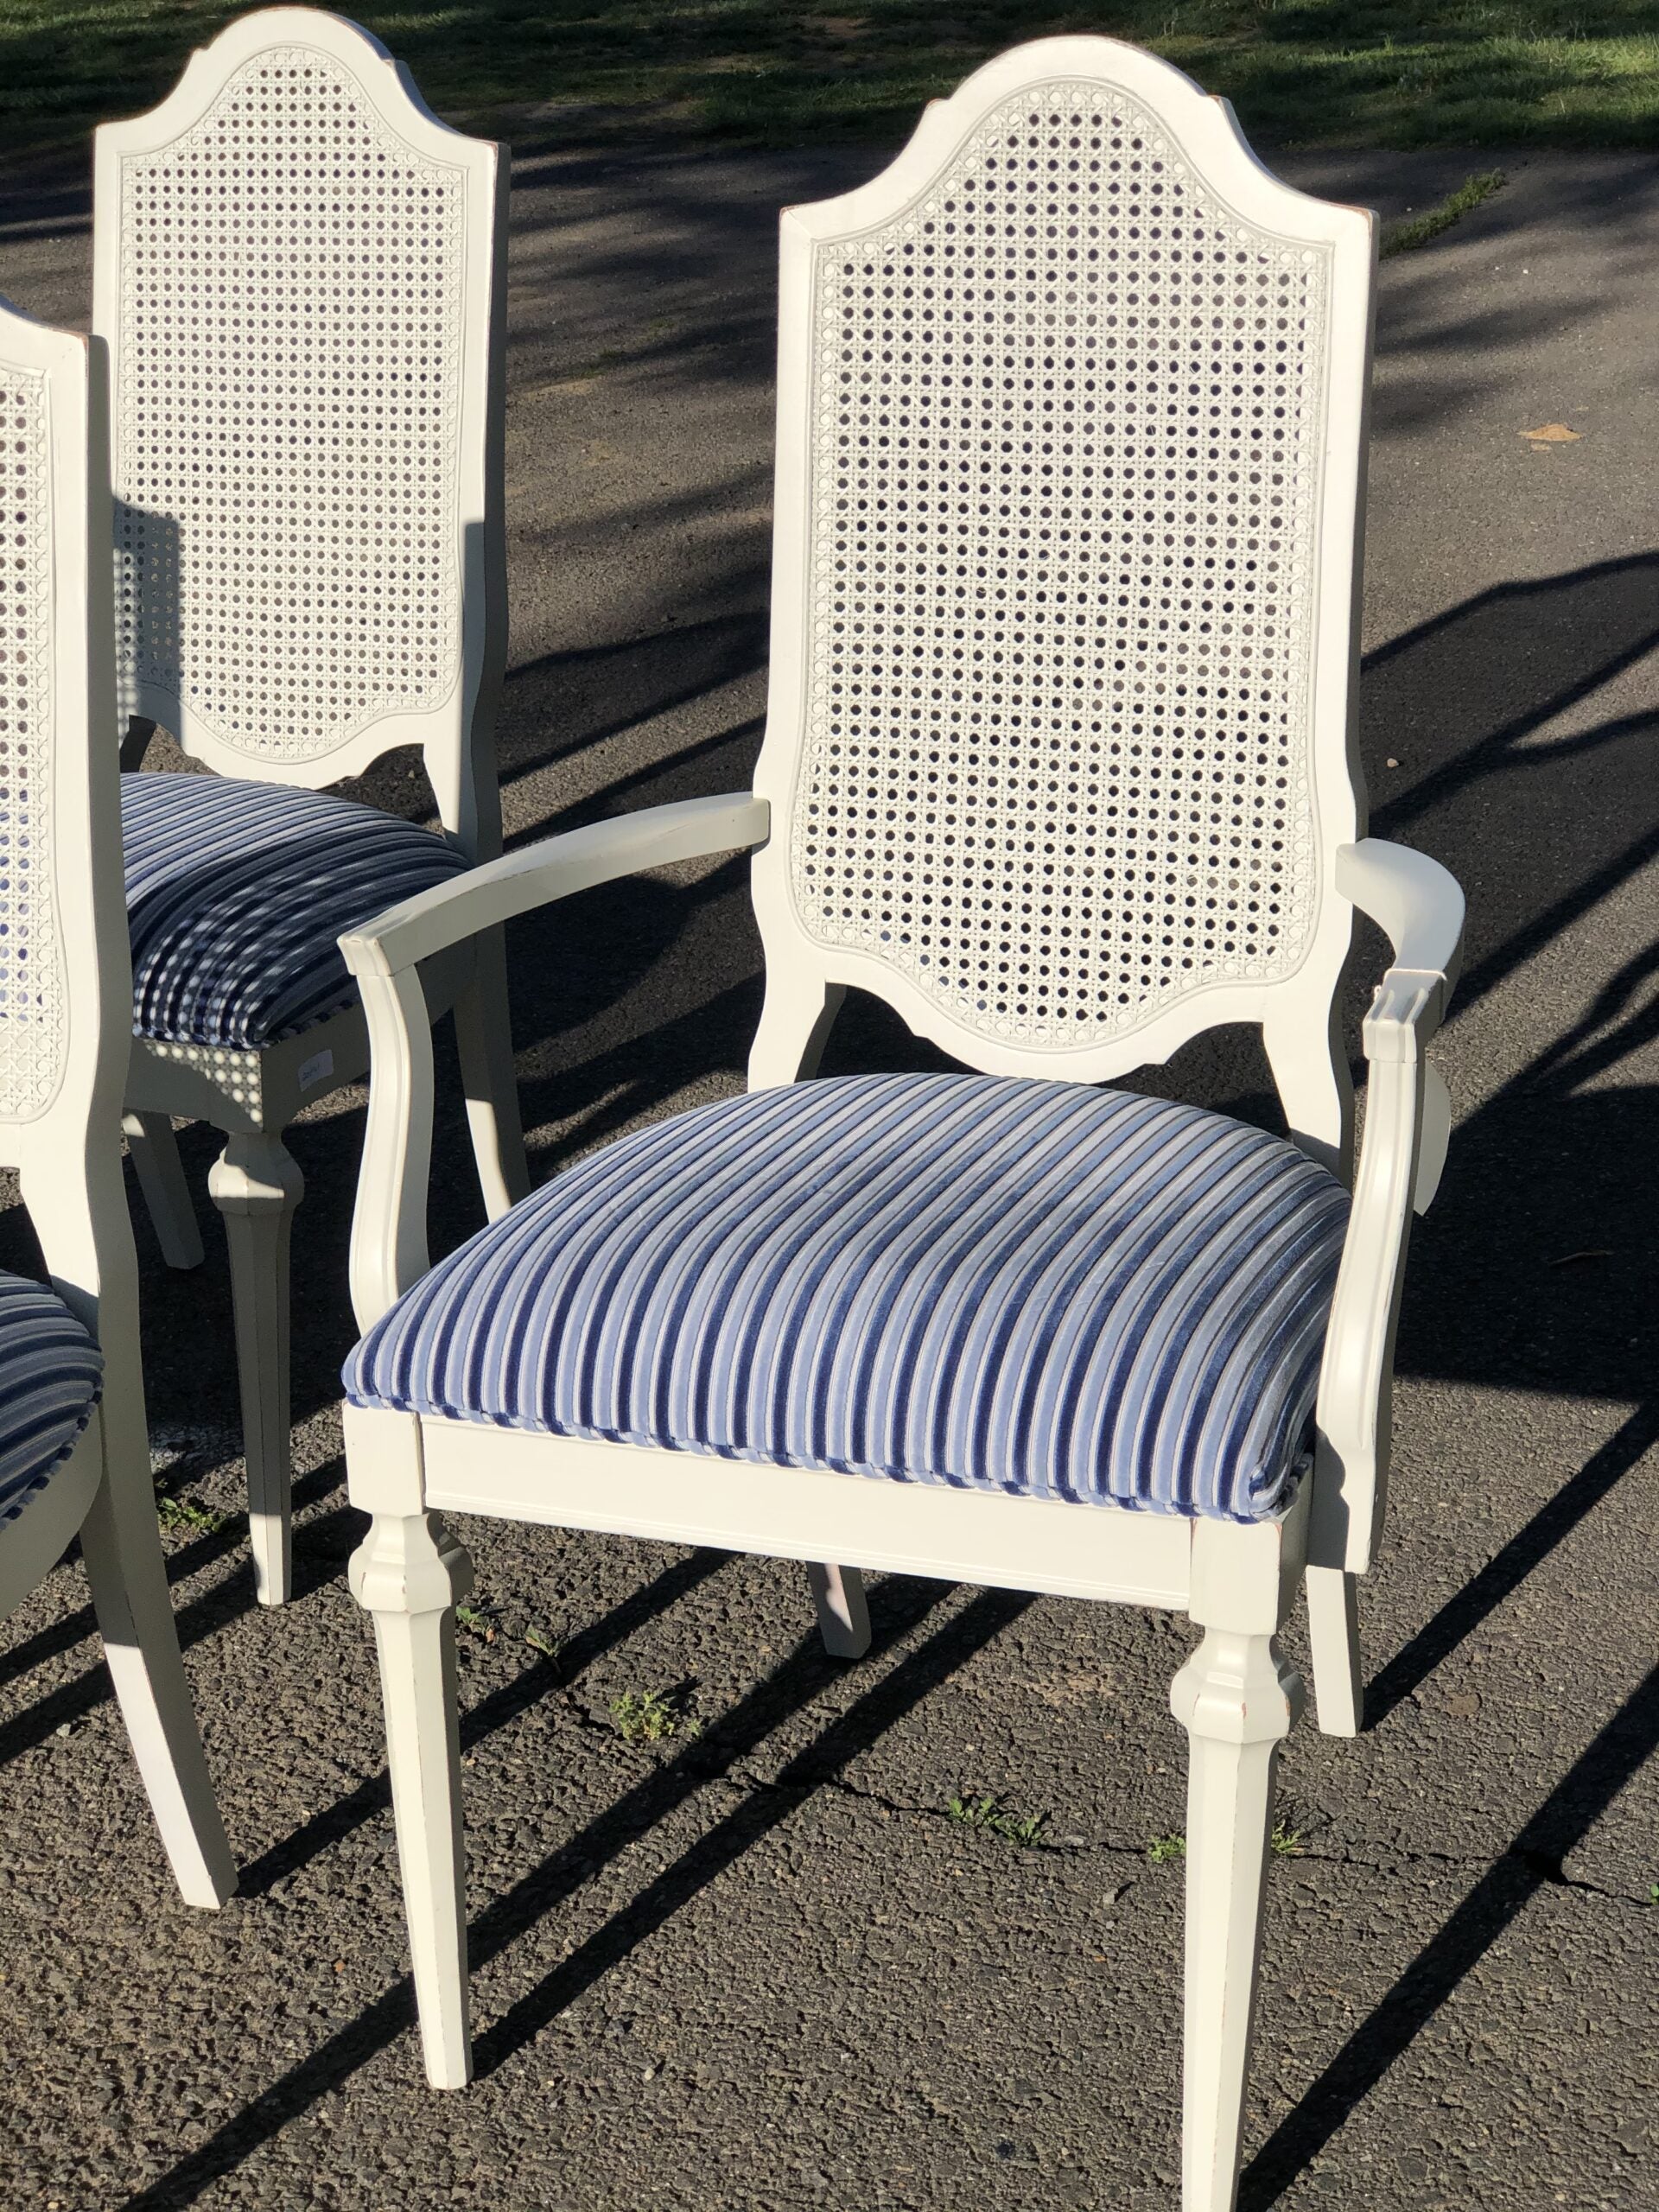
xmin=0 ymin=130 xmax=1656 ymax=2212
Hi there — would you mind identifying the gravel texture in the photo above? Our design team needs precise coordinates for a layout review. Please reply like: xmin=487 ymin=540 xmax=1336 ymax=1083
xmin=0 ymin=137 xmax=1656 ymax=2210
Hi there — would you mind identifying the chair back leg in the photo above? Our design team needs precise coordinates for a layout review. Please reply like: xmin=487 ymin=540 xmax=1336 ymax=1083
xmin=805 ymin=1560 xmax=871 ymax=1657
xmin=77 ymin=1407 xmax=237 ymax=1908
xmin=1304 ymin=1562 xmax=1364 ymax=1736
xmin=1171 ymin=1627 xmax=1303 ymax=2212
xmin=351 ymin=1507 xmax=476 ymax=2088
xmin=208 ymin=1130 xmax=303 ymax=1605
xmin=454 ymin=925 xmax=531 ymax=1221
xmin=123 ymin=1112 xmax=206 ymax=1270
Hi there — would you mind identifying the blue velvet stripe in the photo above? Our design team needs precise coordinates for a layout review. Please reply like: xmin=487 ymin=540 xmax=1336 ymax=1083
xmin=0 ymin=1270 xmax=104 ymax=1524
xmin=346 ymin=1073 xmax=1350 ymax=1522
xmin=122 ymin=772 xmax=471 ymax=1049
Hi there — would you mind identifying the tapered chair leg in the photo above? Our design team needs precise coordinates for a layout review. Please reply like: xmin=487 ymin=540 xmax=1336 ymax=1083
xmin=1305 ymin=1563 xmax=1364 ymax=1737
xmin=208 ymin=1131 xmax=303 ymax=1605
xmin=123 ymin=1111 xmax=206 ymax=1270
xmin=454 ymin=925 xmax=530 ymax=1221
xmin=806 ymin=1561 xmax=871 ymax=1657
xmin=1171 ymin=1628 xmax=1303 ymax=2212
xmin=78 ymin=1413 xmax=236 ymax=1907
xmin=351 ymin=1509 xmax=475 ymax=2088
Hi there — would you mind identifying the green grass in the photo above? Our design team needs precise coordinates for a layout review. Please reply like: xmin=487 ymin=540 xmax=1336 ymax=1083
xmin=1147 ymin=1831 xmax=1186 ymax=1865
xmin=1 ymin=2 xmax=1656 ymax=161
xmin=1379 ymin=166 xmax=1507 ymax=254
xmin=946 ymin=1792 xmax=1050 ymax=1846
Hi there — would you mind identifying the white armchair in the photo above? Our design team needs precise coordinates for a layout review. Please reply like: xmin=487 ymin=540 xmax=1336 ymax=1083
xmin=336 ymin=40 xmax=1464 ymax=2212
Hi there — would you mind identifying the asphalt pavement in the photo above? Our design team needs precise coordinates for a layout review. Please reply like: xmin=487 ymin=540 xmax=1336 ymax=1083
xmin=0 ymin=133 xmax=1655 ymax=2211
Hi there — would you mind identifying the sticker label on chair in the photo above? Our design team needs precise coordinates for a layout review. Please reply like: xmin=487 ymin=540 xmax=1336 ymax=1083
xmin=298 ymin=1049 xmax=335 ymax=1091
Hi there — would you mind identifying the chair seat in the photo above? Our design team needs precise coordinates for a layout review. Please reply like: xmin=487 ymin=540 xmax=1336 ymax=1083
xmin=346 ymin=1074 xmax=1350 ymax=1522
xmin=122 ymin=773 xmax=472 ymax=1050
xmin=0 ymin=1270 xmax=103 ymax=1524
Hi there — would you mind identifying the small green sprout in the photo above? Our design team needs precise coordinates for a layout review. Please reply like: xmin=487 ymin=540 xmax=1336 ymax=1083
xmin=524 ymin=1627 xmax=563 ymax=1664
xmin=455 ymin=1605 xmax=497 ymax=1645
xmin=1147 ymin=1832 xmax=1186 ymax=1866
xmin=1270 ymin=1822 xmax=1306 ymax=1857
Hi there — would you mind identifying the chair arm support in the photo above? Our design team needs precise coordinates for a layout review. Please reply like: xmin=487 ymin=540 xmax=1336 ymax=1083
xmin=1312 ymin=841 xmax=1466 ymax=1577
xmin=1335 ymin=836 xmax=1465 ymax=999
xmin=341 ymin=793 xmax=770 ymax=1332
xmin=340 ymin=791 xmax=771 ymax=981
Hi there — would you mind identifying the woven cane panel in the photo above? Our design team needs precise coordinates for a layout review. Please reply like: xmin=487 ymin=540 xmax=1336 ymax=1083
xmin=0 ymin=365 xmax=66 ymax=1118
xmin=114 ymin=46 xmax=465 ymax=760
xmin=791 ymin=81 xmax=1332 ymax=1046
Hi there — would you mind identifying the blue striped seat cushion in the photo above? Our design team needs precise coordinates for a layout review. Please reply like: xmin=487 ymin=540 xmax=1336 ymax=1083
xmin=122 ymin=773 xmax=472 ymax=1049
xmin=346 ymin=1074 xmax=1350 ymax=1522
xmin=0 ymin=1270 xmax=103 ymax=1524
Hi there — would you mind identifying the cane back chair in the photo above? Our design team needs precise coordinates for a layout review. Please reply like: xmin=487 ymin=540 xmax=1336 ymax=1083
xmin=335 ymin=41 xmax=1463 ymax=2209
xmin=0 ymin=296 xmax=235 ymax=1908
xmin=91 ymin=7 xmax=528 ymax=1605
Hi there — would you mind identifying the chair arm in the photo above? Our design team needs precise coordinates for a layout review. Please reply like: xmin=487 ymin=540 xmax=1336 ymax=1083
xmin=1313 ymin=839 xmax=1466 ymax=1576
xmin=340 ymin=793 xmax=770 ymax=1332
xmin=340 ymin=791 xmax=771 ymax=980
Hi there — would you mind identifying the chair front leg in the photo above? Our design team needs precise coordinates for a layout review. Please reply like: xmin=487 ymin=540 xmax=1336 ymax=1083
xmin=453 ymin=924 xmax=530 ymax=1220
xmin=350 ymin=1509 xmax=475 ymax=2088
xmin=1171 ymin=1626 xmax=1303 ymax=2212
xmin=1304 ymin=1563 xmax=1363 ymax=1737
xmin=78 ymin=1409 xmax=237 ymax=1908
xmin=208 ymin=1130 xmax=303 ymax=1605
xmin=123 ymin=1112 xmax=206 ymax=1270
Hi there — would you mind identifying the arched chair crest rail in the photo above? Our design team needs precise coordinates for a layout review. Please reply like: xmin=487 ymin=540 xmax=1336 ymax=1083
xmin=0 ymin=294 xmax=235 ymax=1910
xmin=335 ymin=41 xmax=1464 ymax=2212
xmin=91 ymin=5 xmax=529 ymax=1605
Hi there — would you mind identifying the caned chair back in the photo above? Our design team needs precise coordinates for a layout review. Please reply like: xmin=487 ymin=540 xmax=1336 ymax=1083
xmin=752 ymin=38 xmax=1376 ymax=1115
xmin=92 ymin=7 xmax=508 ymax=855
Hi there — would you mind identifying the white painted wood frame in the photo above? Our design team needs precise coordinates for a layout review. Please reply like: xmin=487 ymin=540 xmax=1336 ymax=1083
xmin=0 ymin=295 xmax=235 ymax=1909
xmin=338 ymin=41 xmax=1465 ymax=2211
xmin=92 ymin=8 xmax=529 ymax=1604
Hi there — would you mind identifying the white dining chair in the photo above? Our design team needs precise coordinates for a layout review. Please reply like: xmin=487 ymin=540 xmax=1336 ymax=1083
xmin=0 ymin=294 xmax=235 ymax=1910
xmin=336 ymin=40 xmax=1463 ymax=2210
xmin=91 ymin=6 xmax=528 ymax=1605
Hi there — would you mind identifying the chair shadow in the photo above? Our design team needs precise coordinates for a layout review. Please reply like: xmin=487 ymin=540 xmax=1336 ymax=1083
xmin=117 ymin=1578 xmax=1030 ymax=2212
xmin=1241 ymin=1660 xmax=1659 ymax=2209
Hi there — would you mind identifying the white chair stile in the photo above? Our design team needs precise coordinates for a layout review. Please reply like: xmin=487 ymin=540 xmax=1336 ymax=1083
xmin=91 ymin=6 xmax=528 ymax=1605
xmin=0 ymin=295 xmax=235 ymax=1910
xmin=336 ymin=41 xmax=1464 ymax=2210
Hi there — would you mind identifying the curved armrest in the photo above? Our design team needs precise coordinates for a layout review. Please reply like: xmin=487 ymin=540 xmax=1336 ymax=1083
xmin=1313 ymin=839 xmax=1466 ymax=1575
xmin=341 ymin=791 xmax=771 ymax=981
xmin=340 ymin=792 xmax=770 ymax=1332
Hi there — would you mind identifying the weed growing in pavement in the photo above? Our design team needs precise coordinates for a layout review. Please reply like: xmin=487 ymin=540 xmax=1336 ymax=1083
xmin=1270 ymin=1821 xmax=1306 ymax=1857
xmin=455 ymin=1605 xmax=498 ymax=1645
xmin=612 ymin=1686 xmax=701 ymax=1745
xmin=1380 ymin=169 xmax=1505 ymax=256
xmin=1147 ymin=1832 xmax=1186 ymax=1865
xmin=947 ymin=1793 xmax=1049 ymax=1847
xmin=156 ymin=1494 xmax=227 ymax=1535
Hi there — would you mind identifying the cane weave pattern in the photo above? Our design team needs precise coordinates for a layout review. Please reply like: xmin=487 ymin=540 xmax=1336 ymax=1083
xmin=0 ymin=364 xmax=67 ymax=1119
xmin=789 ymin=79 xmax=1332 ymax=1046
xmin=113 ymin=44 xmax=466 ymax=760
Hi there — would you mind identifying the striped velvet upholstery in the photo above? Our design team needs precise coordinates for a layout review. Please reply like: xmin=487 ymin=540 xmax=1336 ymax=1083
xmin=0 ymin=1270 xmax=103 ymax=1525
xmin=122 ymin=773 xmax=471 ymax=1049
xmin=346 ymin=1075 xmax=1350 ymax=1522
